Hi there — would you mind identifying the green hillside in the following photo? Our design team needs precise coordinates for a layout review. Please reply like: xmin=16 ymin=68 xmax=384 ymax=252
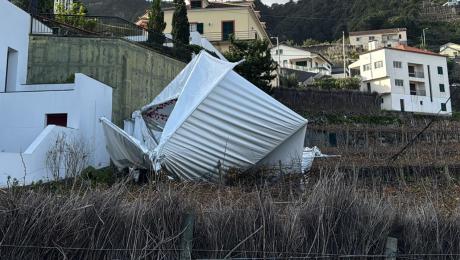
xmin=256 ymin=0 xmax=460 ymax=50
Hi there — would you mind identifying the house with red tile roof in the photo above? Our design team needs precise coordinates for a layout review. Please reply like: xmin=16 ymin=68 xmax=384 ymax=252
xmin=349 ymin=45 xmax=451 ymax=115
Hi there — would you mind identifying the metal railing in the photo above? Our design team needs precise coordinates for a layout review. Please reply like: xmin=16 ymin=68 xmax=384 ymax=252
xmin=409 ymin=71 xmax=425 ymax=78
xmin=281 ymin=63 xmax=331 ymax=75
xmin=199 ymin=30 xmax=259 ymax=42
xmin=31 ymin=14 xmax=195 ymax=62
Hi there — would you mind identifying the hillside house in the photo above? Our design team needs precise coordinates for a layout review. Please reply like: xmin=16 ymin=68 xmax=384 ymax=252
xmin=440 ymin=42 xmax=460 ymax=58
xmin=349 ymin=28 xmax=408 ymax=50
xmin=271 ymin=44 xmax=333 ymax=75
xmin=0 ymin=0 xmax=113 ymax=186
xmin=445 ymin=0 xmax=460 ymax=6
xmin=349 ymin=45 xmax=452 ymax=115
xmin=136 ymin=0 xmax=270 ymax=52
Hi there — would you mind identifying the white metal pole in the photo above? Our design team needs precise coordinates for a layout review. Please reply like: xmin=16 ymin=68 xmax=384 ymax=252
xmin=343 ymin=31 xmax=346 ymax=78
xmin=277 ymin=37 xmax=281 ymax=87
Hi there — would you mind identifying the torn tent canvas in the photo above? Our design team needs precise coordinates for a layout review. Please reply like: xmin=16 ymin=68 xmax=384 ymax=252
xmin=102 ymin=51 xmax=309 ymax=181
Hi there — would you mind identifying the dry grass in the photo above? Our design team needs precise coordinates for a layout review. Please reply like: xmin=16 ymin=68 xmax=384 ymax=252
xmin=1 ymin=168 xmax=460 ymax=259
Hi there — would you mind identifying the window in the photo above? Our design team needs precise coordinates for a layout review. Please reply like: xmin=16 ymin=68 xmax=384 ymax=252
xmin=369 ymin=36 xmax=375 ymax=41
xmin=438 ymin=66 xmax=444 ymax=75
xmin=190 ymin=0 xmax=202 ymax=8
xmin=374 ymin=61 xmax=383 ymax=69
xmin=440 ymin=84 xmax=445 ymax=92
xmin=190 ymin=23 xmax=204 ymax=34
xmin=222 ymin=21 xmax=234 ymax=41
xmin=441 ymin=103 xmax=447 ymax=111
xmin=393 ymin=61 xmax=402 ymax=68
xmin=275 ymin=49 xmax=283 ymax=55
xmin=400 ymin=99 xmax=405 ymax=112
xmin=363 ymin=64 xmax=371 ymax=71
xmin=367 ymin=82 xmax=371 ymax=92
xmin=410 ymin=83 xmax=417 ymax=95
xmin=46 ymin=113 xmax=68 ymax=127
xmin=395 ymin=79 xmax=404 ymax=87
xmin=420 ymin=101 xmax=423 ymax=105
xmin=356 ymin=37 xmax=361 ymax=42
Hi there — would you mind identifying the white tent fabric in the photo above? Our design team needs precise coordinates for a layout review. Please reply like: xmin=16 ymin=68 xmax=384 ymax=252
xmin=100 ymin=118 xmax=151 ymax=169
xmin=102 ymin=51 xmax=312 ymax=181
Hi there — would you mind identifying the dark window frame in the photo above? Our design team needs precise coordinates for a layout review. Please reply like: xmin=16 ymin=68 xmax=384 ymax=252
xmin=221 ymin=20 xmax=235 ymax=41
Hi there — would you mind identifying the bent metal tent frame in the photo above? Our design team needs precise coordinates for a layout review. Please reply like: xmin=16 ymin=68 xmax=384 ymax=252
xmin=101 ymin=51 xmax=311 ymax=181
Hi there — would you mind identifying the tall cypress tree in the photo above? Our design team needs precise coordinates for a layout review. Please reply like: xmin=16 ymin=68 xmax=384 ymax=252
xmin=171 ymin=0 xmax=190 ymax=45
xmin=147 ymin=0 xmax=166 ymax=45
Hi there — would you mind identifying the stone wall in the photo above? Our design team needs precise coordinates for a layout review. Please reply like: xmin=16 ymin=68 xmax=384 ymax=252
xmin=272 ymin=88 xmax=381 ymax=117
xmin=27 ymin=35 xmax=186 ymax=124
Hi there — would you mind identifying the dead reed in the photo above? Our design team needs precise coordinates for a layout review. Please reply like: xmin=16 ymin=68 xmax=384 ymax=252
xmin=1 ymin=167 xmax=460 ymax=259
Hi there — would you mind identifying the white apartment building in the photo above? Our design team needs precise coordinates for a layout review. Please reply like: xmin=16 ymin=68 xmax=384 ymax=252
xmin=349 ymin=28 xmax=408 ymax=50
xmin=349 ymin=45 xmax=452 ymax=115
xmin=271 ymin=44 xmax=332 ymax=75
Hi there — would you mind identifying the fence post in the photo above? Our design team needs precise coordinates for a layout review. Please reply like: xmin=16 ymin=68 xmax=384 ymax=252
xmin=180 ymin=213 xmax=195 ymax=260
xmin=385 ymin=236 xmax=397 ymax=260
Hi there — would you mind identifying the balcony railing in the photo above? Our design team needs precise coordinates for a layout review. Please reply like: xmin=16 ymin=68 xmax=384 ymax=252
xmin=409 ymin=71 xmax=425 ymax=78
xmin=30 ymin=14 xmax=195 ymax=62
xmin=282 ymin=64 xmax=331 ymax=75
xmin=200 ymin=30 xmax=259 ymax=42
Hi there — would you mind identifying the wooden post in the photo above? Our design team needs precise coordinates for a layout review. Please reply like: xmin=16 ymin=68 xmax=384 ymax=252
xmin=179 ymin=213 xmax=195 ymax=260
xmin=385 ymin=236 xmax=397 ymax=260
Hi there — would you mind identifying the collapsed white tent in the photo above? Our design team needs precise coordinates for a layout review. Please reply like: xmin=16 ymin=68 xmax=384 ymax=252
xmin=101 ymin=51 xmax=310 ymax=181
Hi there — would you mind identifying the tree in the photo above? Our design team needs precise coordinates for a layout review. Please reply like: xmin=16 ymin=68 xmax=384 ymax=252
xmin=224 ymin=38 xmax=277 ymax=94
xmin=171 ymin=0 xmax=189 ymax=45
xmin=55 ymin=2 xmax=96 ymax=31
xmin=147 ymin=0 xmax=166 ymax=45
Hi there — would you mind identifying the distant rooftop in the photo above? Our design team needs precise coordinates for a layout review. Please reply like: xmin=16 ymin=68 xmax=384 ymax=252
xmin=363 ymin=44 xmax=446 ymax=57
xmin=349 ymin=28 xmax=407 ymax=37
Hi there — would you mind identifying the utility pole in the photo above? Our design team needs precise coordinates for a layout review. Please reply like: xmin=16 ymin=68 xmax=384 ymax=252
xmin=271 ymin=36 xmax=280 ymax=87
xmin=343 ymin=31 xmax=347 ymax=78
xmin=422 ymin=28 xmax=429 ymax=49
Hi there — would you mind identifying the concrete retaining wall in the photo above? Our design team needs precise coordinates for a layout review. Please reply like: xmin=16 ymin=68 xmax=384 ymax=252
xmin=27 ymin=35 xmax=186 ymax=124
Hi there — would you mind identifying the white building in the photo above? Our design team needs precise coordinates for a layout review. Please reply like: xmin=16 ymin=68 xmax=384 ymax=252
xmin=271 ymin=44 xmax=333 ymax=75
xmin=445 ymin=0 xmax=460 ymax=6
xmin=349 ymin=28 xmax=408 ymax=50
xmin=349 ymin=45 xmax=451 ymax=115
xmin=0 ymin=0 xmax=113 ymax=186
xmin=440 ymin=42 xmax=460 ymax=58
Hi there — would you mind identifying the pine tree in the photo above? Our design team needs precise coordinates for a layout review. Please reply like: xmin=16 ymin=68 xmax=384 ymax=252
xmin=224 ymin=38 xmax=277 ymax=94
xmin=147 ymin=0 xmax=166 ymax=45
xmin=171 ymin=0 xmax=190 ymax=45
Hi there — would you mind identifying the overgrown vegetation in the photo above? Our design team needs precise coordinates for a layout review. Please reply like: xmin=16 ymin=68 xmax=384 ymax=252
xmin=2 ymin=169 xmax=460 ymax=258
xmin=225 ymin=38 xmax=277 ymax=94
xmin=55 ymin=2 xmax=97 ymax=31
xmin=256 ymin=0 xmax=460 ymax=50
xmin=309 ymin=76 xmax=361 ymax=90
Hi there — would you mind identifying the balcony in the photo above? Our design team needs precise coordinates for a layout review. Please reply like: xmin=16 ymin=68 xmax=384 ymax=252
xmin=408 ymin=64 xmax=425 ymax=80
xmin=408 ymin=71 xmax=425 ymax=78
xmin=202 ymin=30 xmax=259 ymax=42
xmin=281 ymin=63 xmax=331 ymax=75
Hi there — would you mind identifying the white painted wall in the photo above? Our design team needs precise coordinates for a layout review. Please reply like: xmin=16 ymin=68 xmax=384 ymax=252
xmin=0 ymin=74 xmax=113 ymax=186
xmin=0 ymin=126 xmax=78 ymax=186
xmin=351 ymin=47 xmax=452 ymax=115
xmin=0 ymin=0 xmax=31 ymax=92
